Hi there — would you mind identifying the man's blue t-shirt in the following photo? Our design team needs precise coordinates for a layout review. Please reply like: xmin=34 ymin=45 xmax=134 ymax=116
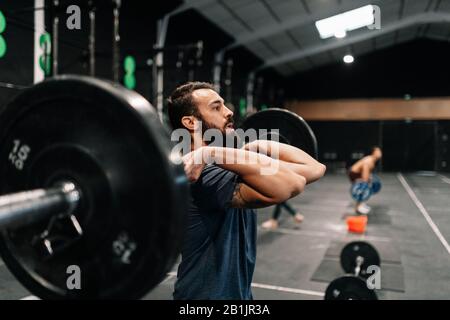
xmin=173 ymin=164 xmax=257 ymax=300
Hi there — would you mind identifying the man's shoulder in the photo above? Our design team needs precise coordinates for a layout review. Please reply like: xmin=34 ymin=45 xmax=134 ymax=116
xmin=193 ymin=165 xmax=238 ymax=190
xmin=202 ymin=164 xmax=224 ymax=174
xmin=201 ymin=164 xmax=236 ymax=180
xmin=355 ymin=156 xmax=372 ymax=166
xmin=190 ymin=165 xmax=244 ymax=212
xmin=362 ymin=156 xmax=376 ymax=167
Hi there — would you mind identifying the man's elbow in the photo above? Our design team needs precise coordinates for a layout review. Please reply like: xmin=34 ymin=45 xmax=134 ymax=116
xmin=307 ymin=162 xmax=326 ymax=183
xmin=269 ymin=174 xmax=306 ymax=204
xmin=316 ymin=163 xmax=327 ymax=178
xmin=290 ymin=174 xmax=306 ymax=198
xmin=297 ymin=174 xmax=307 ymax=193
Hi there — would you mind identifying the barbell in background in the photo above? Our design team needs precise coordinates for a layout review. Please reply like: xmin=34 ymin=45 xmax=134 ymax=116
xmin=325 ymin=241 xmax=381 ymax=300
xmin=0 ymin=75 xmax=318 ymax=299
xmin=241 ymin=108 xmax=318 ymax=160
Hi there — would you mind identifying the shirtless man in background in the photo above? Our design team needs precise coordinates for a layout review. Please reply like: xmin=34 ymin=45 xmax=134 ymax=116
xmin=348 ymin=147 xmax=382 ymax=214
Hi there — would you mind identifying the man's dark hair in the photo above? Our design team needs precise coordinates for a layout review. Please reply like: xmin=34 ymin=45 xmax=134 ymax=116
xmin=167 ymin=82 xmax=215 ymax=130
xmin=370 ymin=146 xmax=381 ymax=154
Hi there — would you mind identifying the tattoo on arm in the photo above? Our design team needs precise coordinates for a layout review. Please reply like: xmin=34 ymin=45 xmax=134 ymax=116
xmin=231 ymin=183 xmax=248 ymax=208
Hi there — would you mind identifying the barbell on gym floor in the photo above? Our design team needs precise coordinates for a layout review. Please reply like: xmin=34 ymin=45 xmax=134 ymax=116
xmin=324 ymin=241 xmax=381 ymax=300
xmin=0 ymin=75 xmax=318 ymax=299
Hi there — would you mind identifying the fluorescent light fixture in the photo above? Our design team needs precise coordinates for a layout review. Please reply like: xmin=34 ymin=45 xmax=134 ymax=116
xmin=315 ymin=5 xmax=375 ymax=39
xmin=334 ymin=30 xmax=347 ymax=38
xmin=343 ymin=55 xmax=354 ymax=63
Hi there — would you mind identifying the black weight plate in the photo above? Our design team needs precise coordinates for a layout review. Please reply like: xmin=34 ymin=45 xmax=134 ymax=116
xmin=340 ymin=241 xmax=381 ymax=278
xmin=0 ymin=75 xmax=188 ymax=299
xmin=240 ymin=108 xmax=318 ymax=159
xmin=324 ymin=276 xmax=378 ymax=300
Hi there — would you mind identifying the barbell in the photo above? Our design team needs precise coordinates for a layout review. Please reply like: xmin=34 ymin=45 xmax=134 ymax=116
xmin=324 ymin=241 xmax=381 ymax=300
xmin=0 ymin=75 xmax=318 ymax=299
xmin=241 ymin=108 xmax=318 ymax=159
xmin=0 ymin=75 xmax=189 ymax=299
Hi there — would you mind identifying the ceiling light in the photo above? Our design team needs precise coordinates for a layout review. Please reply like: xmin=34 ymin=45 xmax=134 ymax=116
xmin=316 ymin=5 xmax=376 ymax=39
xmin=343 ymin=55 xmax=354 ymax=63
xmin=334 ymin=30 xmax=347 ymax=38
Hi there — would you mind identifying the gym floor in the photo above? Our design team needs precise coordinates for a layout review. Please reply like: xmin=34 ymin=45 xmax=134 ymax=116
xmin=3 ymin=171 xmax=448 ymax=300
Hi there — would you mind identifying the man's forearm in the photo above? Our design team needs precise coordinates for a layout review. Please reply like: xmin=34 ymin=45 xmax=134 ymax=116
xmin=244 ymin=140 xmax=316 ymax=164
xmin=244 ymin=140 xmax=326 ymax=183
xmin=202 ymin=146 xmax=305 ymax=200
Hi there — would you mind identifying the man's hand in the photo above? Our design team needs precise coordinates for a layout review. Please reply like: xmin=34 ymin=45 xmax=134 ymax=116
xmin=182 ymin=148 xmax=207 ymax=182
xmin=242 ymin=140 xmax=326 ymax=184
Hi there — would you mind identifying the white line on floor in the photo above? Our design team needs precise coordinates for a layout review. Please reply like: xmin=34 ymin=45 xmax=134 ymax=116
xmin=438 ymin=174 xmax=450 ymax=185
xmin=398 ymin=173 xmax=450 ymax=257
xmin=251 ymin=282 xmax=324 ymax=297
xmin=165 ymin=272 xmax=324 ymax=297
xmin=19 ymin=282 xmax=324 ymax=299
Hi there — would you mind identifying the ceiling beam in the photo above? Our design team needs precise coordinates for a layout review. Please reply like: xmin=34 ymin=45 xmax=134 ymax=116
xmin=223 ymin=0 xmax=380 ymax=50
xmin=256 ymin=12 xmax=450 ymax=71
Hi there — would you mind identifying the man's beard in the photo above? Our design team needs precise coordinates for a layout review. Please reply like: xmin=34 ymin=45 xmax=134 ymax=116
xmin=200 ymin=117 xmax=240 ymax=148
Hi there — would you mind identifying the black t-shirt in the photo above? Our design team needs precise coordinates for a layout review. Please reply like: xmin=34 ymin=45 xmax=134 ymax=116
xmin=173 ymin=165 xmax=257 ymax=300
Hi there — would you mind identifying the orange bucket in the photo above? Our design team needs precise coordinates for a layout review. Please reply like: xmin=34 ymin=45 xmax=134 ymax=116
xmin=346 ymin=215 xmax=368 ymax=234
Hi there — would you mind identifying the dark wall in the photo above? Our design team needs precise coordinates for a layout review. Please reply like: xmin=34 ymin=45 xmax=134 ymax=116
xmin=309 ymin=121 xmax=381 ymax=169
xmin=437 ymin=121 xmax=450 ymax=172
xmin=381 ymin=121 xmax=437 ymax=171
xmin=309 ymin=120 xmax=449 ymax=172
xmin=286 ymin=39 xmax=450 ymax=100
